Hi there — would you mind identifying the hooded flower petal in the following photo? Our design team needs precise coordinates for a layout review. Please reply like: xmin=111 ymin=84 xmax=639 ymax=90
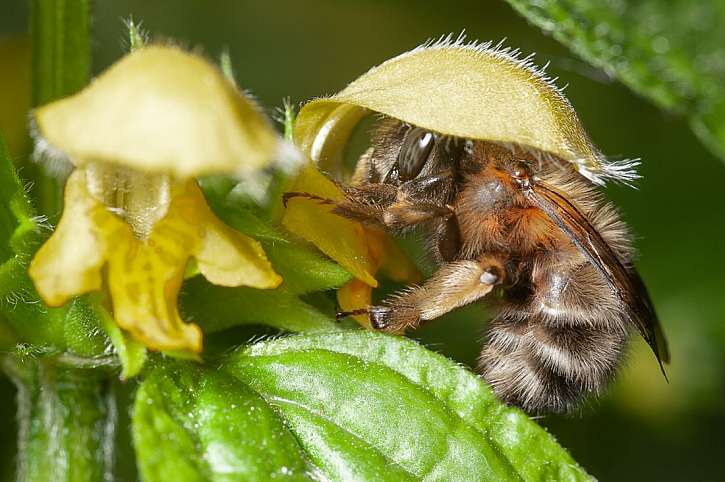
xmin=34 ymin=45 xmax=280 ymax=178
xmin=294 ymin=38 xmax=621 ymax=183
xmin=30 ymin=169 xmax=281 ymax=352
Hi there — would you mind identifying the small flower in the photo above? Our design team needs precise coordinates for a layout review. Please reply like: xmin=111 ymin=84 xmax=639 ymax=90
xmin=284 ymin=37 xmax=623 ymax=324
xmin=29 ymin=45 xmax=286 ymax=352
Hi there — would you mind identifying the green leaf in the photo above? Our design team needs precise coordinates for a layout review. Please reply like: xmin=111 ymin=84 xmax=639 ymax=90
xmin=133 ymin=361 xmax=309 ymax=482
xmin=0 ymin=313 xmax=17 ymax=350
xmin=0 ymin=133 xmax=66 ymax=348
xmin=262 ymin=240 xmax=351 ymax=295
xmin=181 ymin=277 xmax=341 ymax=334
xmin=134 ymin=332 xmax=591 ymax=481
xmin=88 ymin=294 xmax=147 ymax=379
xmin=0 ymin=134 xmax=37 ymax=263
xmin=504 ymin=0 xmax=725 ymax=161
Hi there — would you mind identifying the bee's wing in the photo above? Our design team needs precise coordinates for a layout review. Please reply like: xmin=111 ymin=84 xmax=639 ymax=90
xmin=525 ymin=181 xmax=670 ymax=369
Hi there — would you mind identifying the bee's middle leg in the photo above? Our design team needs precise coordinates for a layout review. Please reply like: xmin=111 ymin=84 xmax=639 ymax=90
xmin=339 ymin=255 xmax=506 ymax=333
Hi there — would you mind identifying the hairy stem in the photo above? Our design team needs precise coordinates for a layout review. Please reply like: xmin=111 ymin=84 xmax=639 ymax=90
xmin=4 ymin=357 xmax=115 ymax=482
xmin=29 ymin=0 xmax=91 ymax=221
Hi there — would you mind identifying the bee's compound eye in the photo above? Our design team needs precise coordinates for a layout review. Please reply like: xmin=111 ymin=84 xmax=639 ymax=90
xmin=398 ymin=127 xmax=435 ymax=181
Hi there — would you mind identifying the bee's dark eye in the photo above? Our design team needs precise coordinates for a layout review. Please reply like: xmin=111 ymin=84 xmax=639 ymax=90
xmin=397 ymin=127 xmax=435 ymax=181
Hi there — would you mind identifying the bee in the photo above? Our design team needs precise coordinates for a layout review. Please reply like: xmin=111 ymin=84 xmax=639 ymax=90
xmin=284 ymin=117 xmax=669 ymax=413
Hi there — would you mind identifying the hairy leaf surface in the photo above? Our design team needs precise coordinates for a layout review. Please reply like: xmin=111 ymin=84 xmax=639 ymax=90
xmin=134 ymin=332 xmax=591 ymax=481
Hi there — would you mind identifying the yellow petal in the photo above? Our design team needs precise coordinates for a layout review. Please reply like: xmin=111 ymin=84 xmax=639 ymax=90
xmin=335 ymin=228 xmax=421 ymax=330
xmin=191 ymin=193 xmax=282 ymax=289
xmin=295 ymin=40 xmax=608 ymax=181
xmin=35 ymin=45 xmax=280 ymax=178
xmin=282 ymin=165 xmax=377 ymax=287
xmin=337 ymin=278 xmax=373 ymax=329
xmin=106 ymin=232 xmax=202 ymax=352
xmin=364 ymin=227 xmax=422 ymax=284
xmin=29 ymin=169 xmax=124 ymax=306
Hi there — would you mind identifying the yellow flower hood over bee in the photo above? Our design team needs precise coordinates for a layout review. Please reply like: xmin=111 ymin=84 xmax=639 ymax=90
xmin=294 ymin=37 xmax=628 ymax=183
xmin=34 ymin=45 xmax=279 ymax=178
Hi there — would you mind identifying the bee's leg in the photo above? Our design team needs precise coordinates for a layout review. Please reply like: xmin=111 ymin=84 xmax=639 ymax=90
xmin=378 ymin=171 xmax=457 ymax=230
xmin=336 ymin=173 xmax=457 ymax=230
xmin=282 ymin=191 xmax=337 ymax=207
xmin=332 ymin=184 xmax=399 ymax=225
xmin=338 ymin=255 xmax=506 ymax=333
xmin=283 ymin=184 xmax=399 ymax=226
xmin=284 ymin=171 xmax=456 ymax=230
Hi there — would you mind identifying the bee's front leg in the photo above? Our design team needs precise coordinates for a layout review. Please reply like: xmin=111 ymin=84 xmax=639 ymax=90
xmin=339 ymin=255 xmax=506 ymax=333
xmin=283 ymin=184 xmax=399 ymax=226
xmin=284 ymin=182 xmax=452 ymax=232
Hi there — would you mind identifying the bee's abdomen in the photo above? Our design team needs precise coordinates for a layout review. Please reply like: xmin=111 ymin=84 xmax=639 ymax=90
xmin=478 ymin=263 xmax=630 ymax=413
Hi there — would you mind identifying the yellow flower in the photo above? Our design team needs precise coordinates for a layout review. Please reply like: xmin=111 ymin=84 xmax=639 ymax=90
xmin=29 ymin=45 xmax=285 ymax=352
xmin=284 ymin=38 xmax=615 ymax=324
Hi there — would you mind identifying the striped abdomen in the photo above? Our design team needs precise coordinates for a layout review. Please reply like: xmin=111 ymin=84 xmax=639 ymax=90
xmin=479 ymin=257 xmax=631 ymax=413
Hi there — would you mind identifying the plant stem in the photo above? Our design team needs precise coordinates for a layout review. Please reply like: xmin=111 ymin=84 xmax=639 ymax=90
xmin=4 ymin=357 xmax=115 ymax=482
xmin=29 ymin=0 xmax=91 ymax=221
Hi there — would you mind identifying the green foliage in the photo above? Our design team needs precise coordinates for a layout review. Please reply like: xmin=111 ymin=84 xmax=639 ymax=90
xmin=0 ymin=132 xmax=116 ymax=358
xmin=0 ymin=132 xmax=63 ymax=347
xmin=134 ymin=332 xmax=591 ymax=482
xmin=0 ymin=135 xmax=36 ymax=263
xmin=134 ymin=361 xmax=309 ymax=481
xmin=504 ymin=0 xmax=725 ymax=160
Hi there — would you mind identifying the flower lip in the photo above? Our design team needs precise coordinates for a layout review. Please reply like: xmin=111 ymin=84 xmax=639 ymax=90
xmin=293 ymin=36 xmax=629 ymax=184
xmin=33 ymin=44 xmax=281 ymax=179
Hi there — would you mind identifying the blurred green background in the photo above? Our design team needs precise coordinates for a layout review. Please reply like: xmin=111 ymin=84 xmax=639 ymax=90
xmin=1 ymin=1 xmax=724 ymax=481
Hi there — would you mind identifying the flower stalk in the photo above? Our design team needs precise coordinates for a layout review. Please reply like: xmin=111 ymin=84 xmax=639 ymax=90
xmin=4 ymin=357 xmax=114 ymax=482
xmin=29 ymin=0 xmax=91 ymax=219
